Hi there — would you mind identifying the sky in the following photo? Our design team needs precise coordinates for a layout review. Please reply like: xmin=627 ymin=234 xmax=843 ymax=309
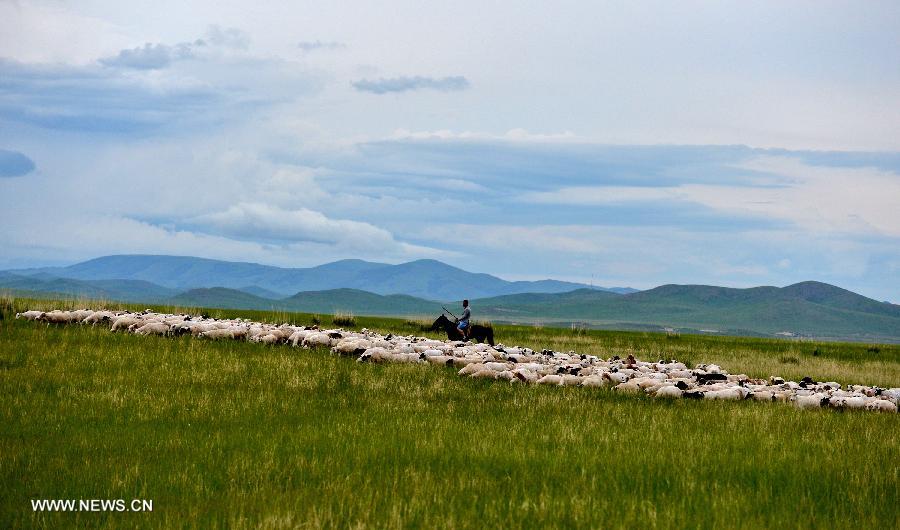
xmin=1 ymin=0 xmax=899 ymax=301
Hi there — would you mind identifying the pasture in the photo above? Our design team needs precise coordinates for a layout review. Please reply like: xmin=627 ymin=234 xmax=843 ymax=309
xmin=1 ymin=297 xmax=898 ymax=528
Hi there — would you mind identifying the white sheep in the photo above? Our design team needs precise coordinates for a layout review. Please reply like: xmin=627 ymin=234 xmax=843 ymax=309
xmin=865 ymin=400 xmax=897 ymax=413
xmin=16 ymin=310 xmax=44 ymax=320
xmin=537 ymin=374 xmax=563 ymax=385
xmin=793 ymin=394 xmax=827 ymax=409
xmin=654 ymin=385 xmax=683 ymax=398
xmin=134 ymin=322 xmax=169 ymax=336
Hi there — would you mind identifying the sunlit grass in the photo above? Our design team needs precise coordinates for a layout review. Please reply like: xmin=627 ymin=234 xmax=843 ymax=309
xmin=1 ymin=297 xmax=898 ymax=528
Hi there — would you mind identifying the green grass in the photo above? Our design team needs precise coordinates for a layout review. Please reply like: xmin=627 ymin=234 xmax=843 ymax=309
xmin=1 ymin=297 xmax=898 ymax=528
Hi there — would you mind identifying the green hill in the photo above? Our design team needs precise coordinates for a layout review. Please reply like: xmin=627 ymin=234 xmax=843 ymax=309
xmin=4 ymin=273 xmax=898 ymax=342
xmin=281 ymin=288 xmax=441 ymax=315
xmin=0 ymin=272 xmax=177 ymax=302
xmin=474 ymin=282 xmax=900 ymax=341
xmin=168 ymin=288 xmax=280 ymax=311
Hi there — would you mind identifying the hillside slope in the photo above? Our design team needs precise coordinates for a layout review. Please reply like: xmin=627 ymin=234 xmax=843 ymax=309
xmin=7 ymin=254 xmax=625 ymax=300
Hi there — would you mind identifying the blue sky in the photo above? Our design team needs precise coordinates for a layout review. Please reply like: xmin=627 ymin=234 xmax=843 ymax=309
xmin=1 ymin=1 xmax=899 ymax=301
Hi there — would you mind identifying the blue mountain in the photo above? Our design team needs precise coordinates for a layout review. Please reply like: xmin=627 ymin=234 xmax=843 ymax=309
xmin=7 ymin=254 xmax=629 ymax=301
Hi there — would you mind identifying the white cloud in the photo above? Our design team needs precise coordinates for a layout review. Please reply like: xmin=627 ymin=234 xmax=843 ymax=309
xmin=523 ymin=186 xmax=681 ymax=205
xmin=0 ymin=2 xmax=131 ymax=64
xmin=188 ymin=202 xmax=449 ymax=259
xmin=352 ymin=75 xmax=469 ymax=94
xmin=390 ymin=128 xmax=577 ymax=142
xmin=522 ymin=156 xmax=900 ymax=238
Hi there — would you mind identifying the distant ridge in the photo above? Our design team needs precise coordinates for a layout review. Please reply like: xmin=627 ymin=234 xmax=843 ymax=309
xmin=7 ymin=254 xmax=629 ymax=300
xmin=4 ymin=255 xmax=899 ymax=342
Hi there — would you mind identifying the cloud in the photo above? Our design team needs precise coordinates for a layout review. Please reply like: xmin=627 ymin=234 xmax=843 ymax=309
xmin=0 ymin=28 xmax=321 ymax=135
xmin=297 ymin=40 xmax=346 ymax=52
xmin=390 ymin=128 xmax=576 ymax=142
xmin=0 ymin=58 xmax=221 ymax=133
xmin=99 ymin=41 xmax=198 ymax=70
xmin=98 ymin=26 xmax=249 ymax=70
xmin=186 ymin=202 xmax=447 ymax=258
xmin=205 ymin=25 xmax=250 ymax=50
xmin=351 ymin=75 xmax=470 ymax=94
xmin=521 ymin=156 xmax=900 ymax=238
xmin=0 ymin=149 xmax=36 ymax=177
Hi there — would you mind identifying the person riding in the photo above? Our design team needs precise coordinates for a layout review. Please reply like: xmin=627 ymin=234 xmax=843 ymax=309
xmin=456 ymin=299 xmax=471 ymax=339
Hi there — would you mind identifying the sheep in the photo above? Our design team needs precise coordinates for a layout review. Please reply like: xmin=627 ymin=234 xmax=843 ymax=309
xmin=302 ymin=332 xmax=334 ymax=348
xmin=580 ymin=375 xmax=607 ymax=388
xmin=703 ymin=388 xmax=747 ymax=401
xmin=751 ymin=390 xmax=775 ymax=401
xmin=40 ymin=311 xmax=74 ymax=324
xmin=512 ymin=368 xmax=540 ymax=384
xmin=426 ymin=355 xmax=454 ymax=366
xmin=793 ymin=394 xmax=828 ymax=409
xmin=134 ymin=322 xmax=169 ymax=336
xmin=614 ymin=381 xmax=641 ymax=393
xmin=485 ymin=362 xmax=513 ymax=372
xmin=111 ymin=316 xmax=141 ymax=332
xmin=831 ymin=396 xmax=867 ymax=410
xmin=199 ymin=328 xmax=239 ymax=340
xmin=537 ymin=374 xmax=563 ymax=385
xmin=332 ymin=338 xmax=373 ymax=356
xmin=865 ymin=400 xmax=897 ymax=413
xmin=251 ymin=333 xmax=280 ymax=345
xmin=358 ymin=347 xmax=390 ymax=363
xmin=604 ymin=372 xmax=629 ymax=385
xmin=654 ymin=385 xmax=683 ymax=399
xmin=470 ymin=368 xmax=497 ymax=379
xmin=18 ymin=306 xmax=897 ymax=415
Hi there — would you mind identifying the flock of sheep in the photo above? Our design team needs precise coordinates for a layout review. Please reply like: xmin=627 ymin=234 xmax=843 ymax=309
xmin=16 ymin=308 xmax=899 ymax=413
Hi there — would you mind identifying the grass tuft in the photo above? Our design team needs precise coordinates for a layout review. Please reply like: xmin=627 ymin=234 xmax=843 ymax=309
xmin=332 ymin=311 xmax=357 ymax=327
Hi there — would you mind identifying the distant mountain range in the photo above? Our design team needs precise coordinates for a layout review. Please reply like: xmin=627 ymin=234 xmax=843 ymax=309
xmin=3 ymin=255 xmax=899 ymax=342
xmin=7 ymin=254 xmax=634 ymax=300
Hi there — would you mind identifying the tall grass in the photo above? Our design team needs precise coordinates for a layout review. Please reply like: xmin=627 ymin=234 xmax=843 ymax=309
xmin=0 ymin=297 xmax=898 ymax=528
xmin=331 ymin=311 xmax=356 ymax=327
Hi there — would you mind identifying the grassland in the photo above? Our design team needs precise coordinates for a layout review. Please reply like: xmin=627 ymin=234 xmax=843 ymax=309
xmin=1 ymin=297 xmax=898 ymax=529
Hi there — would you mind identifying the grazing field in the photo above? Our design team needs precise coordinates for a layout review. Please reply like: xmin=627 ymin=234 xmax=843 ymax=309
xmin=1 ymin=297 xmax=898 ymax=528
